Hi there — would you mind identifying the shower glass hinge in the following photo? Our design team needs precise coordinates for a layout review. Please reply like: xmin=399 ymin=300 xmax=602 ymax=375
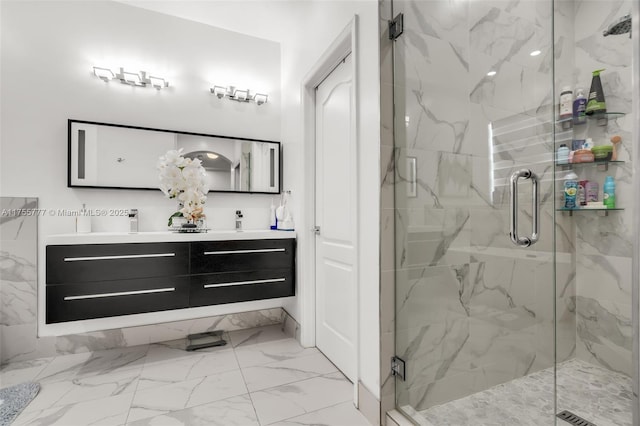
xmin=389 ymin=13 xmax=404 ymax=40
xmin=391 ymin=356 xmax=406 ymax=381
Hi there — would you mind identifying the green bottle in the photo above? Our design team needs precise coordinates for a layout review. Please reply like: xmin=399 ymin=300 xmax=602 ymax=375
xmin=585 ymin=69 xmax=606 ymax=116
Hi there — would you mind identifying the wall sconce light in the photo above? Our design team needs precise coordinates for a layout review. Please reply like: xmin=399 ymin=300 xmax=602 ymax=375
xmin=212 ymin=86 xmax=227 ymax=98
xmin=92 ymin=66 xmax=169 ymax=89
xmin=121 ymin=70 xmax=144 ymax=86
xmin=209 ymin=85 xmax=268 ymax=105
xmin=93 ymin=67 xmax=115 ymax=82
xmin=254 ymin=93 xmax=268 ymax=106
xmin=233 ymin=88 xmax=249 ymax=101
xmin=149 ymin=76 xmax=168 ymax=90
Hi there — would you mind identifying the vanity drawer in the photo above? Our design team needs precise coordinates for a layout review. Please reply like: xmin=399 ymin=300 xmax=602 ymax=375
xmin=191 ymin=239 xmax=295 ymax=274
xmin=189 ymin=269 xmax=294 ymax=307
xmin=46 ymin=276 xmax=190 ymax=323
xmin=46 ymin=243 xmax=189 ymax=284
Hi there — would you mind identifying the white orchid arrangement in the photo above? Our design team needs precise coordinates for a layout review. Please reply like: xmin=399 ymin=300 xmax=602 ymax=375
xmin=158 ymin=148 xmax=209 ymax=226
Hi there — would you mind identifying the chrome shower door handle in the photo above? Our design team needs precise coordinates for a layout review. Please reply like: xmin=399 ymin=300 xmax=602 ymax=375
xmin=530 ymin=171 xmax=540 ymax=245
xmin=509 ymin=169 xmax=540 ymax=247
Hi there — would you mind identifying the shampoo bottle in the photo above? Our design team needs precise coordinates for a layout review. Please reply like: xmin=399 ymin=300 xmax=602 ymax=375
xmin=603 ymin=176 xmax=616 ymax=208
xmin=573 ymin=87 xmax=587 ymax=125
xmin=586 ymin=69 xmax=607 ymax=125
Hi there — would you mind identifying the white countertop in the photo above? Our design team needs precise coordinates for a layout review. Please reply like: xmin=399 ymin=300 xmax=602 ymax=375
xmin=46 ymin=230 xmax=296 ymax=245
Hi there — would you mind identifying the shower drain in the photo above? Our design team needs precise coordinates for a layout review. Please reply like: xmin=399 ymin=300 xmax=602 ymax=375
xmin=557 ymin=410 xmax=597 ymax=426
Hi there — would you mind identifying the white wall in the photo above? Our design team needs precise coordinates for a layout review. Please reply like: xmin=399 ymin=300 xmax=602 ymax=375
xmin=118 ymin=0 xmax=382 ymax=399
xmin=281 ymin=2 xmax=381 ymax=401
xmin=1 ymin=1 xmax=281 ymax=233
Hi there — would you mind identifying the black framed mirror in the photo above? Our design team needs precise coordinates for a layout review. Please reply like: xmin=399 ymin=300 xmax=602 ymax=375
xmin=68 ymin=119 xmax=281 ymax=194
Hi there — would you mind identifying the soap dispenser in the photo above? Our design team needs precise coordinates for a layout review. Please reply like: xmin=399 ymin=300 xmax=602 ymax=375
xmin=76 ymin=204 xmax=91 ymax=233
xmin=270 ymin=198 xmax=277 ymax=230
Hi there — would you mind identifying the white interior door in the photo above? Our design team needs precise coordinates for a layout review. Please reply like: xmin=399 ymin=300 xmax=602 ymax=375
xmin=315 ymin=53 xmax=356 ymax=382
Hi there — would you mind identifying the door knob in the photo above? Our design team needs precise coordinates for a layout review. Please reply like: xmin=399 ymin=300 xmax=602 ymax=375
xmin=312 ymin=226 xmax=321 ymax=235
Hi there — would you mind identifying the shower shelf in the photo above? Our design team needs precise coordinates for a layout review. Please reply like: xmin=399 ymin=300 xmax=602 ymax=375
xmin=557 ymin=160 xmax=624 ymax=172
xmin=556 ymin=111 xmax=626 ymax=125
xmin=556 ymin=207 xmax=624 ymax=216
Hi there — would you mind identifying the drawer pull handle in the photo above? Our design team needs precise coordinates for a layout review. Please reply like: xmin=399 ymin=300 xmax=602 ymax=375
xmin=63 ymin=253 xmax=176 ymax=262
xmin=63 ymin=287 xmax=175 ymax=301
xmin=204 ymin=248 xmax=285 ymax=255
xmin=203 ymin=278 xmax=286 ymax=288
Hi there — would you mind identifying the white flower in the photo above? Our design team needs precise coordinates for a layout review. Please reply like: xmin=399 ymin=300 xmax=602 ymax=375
xmin=158 ymin=149 xmax=208 ymax=221
xmin=161 ymin=149 xmax=183 ymax=164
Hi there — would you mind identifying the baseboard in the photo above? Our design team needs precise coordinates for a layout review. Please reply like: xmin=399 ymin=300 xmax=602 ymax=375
xmin=281 ymin=308 xmax=301 ymax=343
xmin=358 ymin=381 xmax=381 ymax=425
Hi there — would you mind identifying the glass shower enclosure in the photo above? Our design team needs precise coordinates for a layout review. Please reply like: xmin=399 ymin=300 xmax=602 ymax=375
xmin=391 ymin=0 xmax=636 ymax=424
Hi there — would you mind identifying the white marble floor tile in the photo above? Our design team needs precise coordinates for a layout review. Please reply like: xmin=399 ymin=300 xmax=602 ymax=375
xmin=137 ymin=349 xmax=238 ymax=391
xmin=250 ymin=372 xmax=353 ymax=425
xmin=269 ymin=400 xmax=370 ymax=426
xmin=33 ymin=352 xmax=93 ymax=384
xmin=228 ymin=325 xmax=289 ymax=348
xmin=3 ymin=326 xmax=369 ymax=426
xmin=13 ymin=392 xmax=134 ymax=426
xmin=127 ymin=369 xmax=247 ymax=423
xmin=125 ymin=394 xmax=259 ymax=426
xmin=0 ymin=357 xmax=53 ymax=388
xmin=242 ymin=352 xmax=338 ymax=392
xmin=234 ymin=338 xmax=319 ymax=368
xmin=74 ymin=346 xmax=148 ymax=379
xmin=24 ymin=367 xmax=141 ymax=413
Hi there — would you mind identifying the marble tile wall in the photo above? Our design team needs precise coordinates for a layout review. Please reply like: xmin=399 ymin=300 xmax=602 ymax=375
xmin=390 ymin=0 xmax=572 ymax=412
xmin=1 ymin=197 xmax=39 ymax=363
xmin=0 ymin=196 xmax=292 ymax=365
xmin=569 ymin=0 xmax=634 ymax=376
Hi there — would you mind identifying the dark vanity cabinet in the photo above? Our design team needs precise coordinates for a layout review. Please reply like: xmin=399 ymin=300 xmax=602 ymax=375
xmin=189 ymin=239 xmax=295 ymax=308
xmin=45 ymin=238 xmax=296 ymax=324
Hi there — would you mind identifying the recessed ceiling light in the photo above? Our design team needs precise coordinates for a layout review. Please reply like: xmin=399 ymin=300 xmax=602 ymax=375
xmin=530 ymin=50 xmax=542 ymax=57
xmin=206 ymin=153 xmax=219 ymax=159
xmin=487 ymin=71 xmax=497 ymax=77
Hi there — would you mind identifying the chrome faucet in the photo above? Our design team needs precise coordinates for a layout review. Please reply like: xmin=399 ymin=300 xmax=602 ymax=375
xmin=235 ymin=210 xmax=243 ymax=231
xmin=129 ymin=209 xmax=138 ymax=233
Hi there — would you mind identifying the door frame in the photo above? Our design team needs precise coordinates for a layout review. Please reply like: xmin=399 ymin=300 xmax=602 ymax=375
xmin=300 ymin=16 xmax=360 ymax=403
